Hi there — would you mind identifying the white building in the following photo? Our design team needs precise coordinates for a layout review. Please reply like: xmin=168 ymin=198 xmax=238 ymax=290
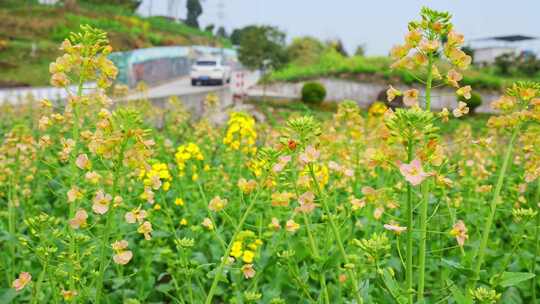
xmin=136 ymin=0 xmax=184 ymax=21
xmin=473 ymin=46 xmax=517 ymax=65
xmin=469 ymin=35 xmax=539 ymax=65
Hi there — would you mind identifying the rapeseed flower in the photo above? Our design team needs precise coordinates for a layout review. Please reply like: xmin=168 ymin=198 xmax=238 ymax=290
xmin=12 ymin=272 xmax=31 ymax=292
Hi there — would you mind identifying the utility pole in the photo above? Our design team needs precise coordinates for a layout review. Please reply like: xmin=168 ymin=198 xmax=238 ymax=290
xmin=217 ymin=0 xmax=225 ymax=55
xmin=168 ymin=0 xmax=174 ymax=18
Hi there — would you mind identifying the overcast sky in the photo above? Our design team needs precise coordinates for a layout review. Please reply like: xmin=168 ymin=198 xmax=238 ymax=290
xmin=138 ymin=0 xmax=540 ymax=55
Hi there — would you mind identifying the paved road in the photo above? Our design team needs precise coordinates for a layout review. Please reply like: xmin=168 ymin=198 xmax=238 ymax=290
xmin=127 ymin=70 xmax=260 ymax=100
xmin=126 ymin=76 xmax=229 ymax=101
xmin=0 ymin=70 xmax=260 ymax=105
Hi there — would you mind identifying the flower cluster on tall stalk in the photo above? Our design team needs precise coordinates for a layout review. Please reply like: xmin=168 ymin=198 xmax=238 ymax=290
xmin=19 ymin=25 xmax=155 ymax=303
xmin=3 ymin=9 xmax=540 ymax=304
xmin=470 ymin=81 xmax=540 ymax=291
xmin=383 ymin=6 xmax=473 ymax=303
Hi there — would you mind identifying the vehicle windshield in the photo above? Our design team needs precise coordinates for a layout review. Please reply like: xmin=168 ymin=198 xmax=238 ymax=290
xmin=196 ymin=61 xmax=217 ymax=66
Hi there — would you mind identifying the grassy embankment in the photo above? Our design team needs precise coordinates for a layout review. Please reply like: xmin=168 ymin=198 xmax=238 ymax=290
xmin=269 ymin=50 xmax=540 ymax=91
xmin=0 ymin=0 xmax=231 ymax=87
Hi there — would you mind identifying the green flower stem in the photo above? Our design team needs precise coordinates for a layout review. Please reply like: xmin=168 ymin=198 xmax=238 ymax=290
xmin=7 ymin=175 xmax=15 ymax=282
xmin=204 ymin=190 xmax=262 ymax=304
xmin=95 ymin=140 xmax=127 ymax=304
xmin=320 ymin=273 xmax=330 ymax=304
xmin=425 ymin=54 xmax=434 ymax=112
xmin=293 ymin=169 xmax=327 ymax=299
xmin=162 ymin=206 xmax=189 ymax=303
xmin=305 ymin=213 xmax=329 ymax=303
xmin=302 ymin=213 xmax=319 ymax=258
xmin=67 ymin=87 xmax=81 ymax=302
xmin=308 ymin=164 xmax=363 ymax=304
xmin=417 ymin=180 xmax=430 ymax=301
xmin=293 ymin=170 xmax=320 ymax=259
xmin=470 ymin=126 xmax=520 ymax=287
xmin=31 ymin=257 xmax=49 ymax=304
xmin=531 ymin=177 xmax=540 ymax=303
xmin=405 ymin=139 xmax=414 ymax=304
xmin=197 ymin=182 xmax=227 ymax=251
xmin=289 ymin=261 xmax=316 ymax=303
xmin=418 ymin=51 xmax=433 ymax=301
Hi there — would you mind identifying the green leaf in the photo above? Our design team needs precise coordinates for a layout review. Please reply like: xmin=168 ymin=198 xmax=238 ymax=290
xmin=380 ymin=268 xmax=406 ymax=304
xmin=155 ymin=283 xmax=173 ymax=293
xmin=499 ymin=272 xmax=536 ymax=288
xmin=0 ymin=289 xmax=17 ymax=304
xmin=501 ymin=287 xmax=523 ymax=304
xmin=441 ymin=258 xmax=465 ymax=270
xmin=447 ymin=282 xmax=472 ymax=304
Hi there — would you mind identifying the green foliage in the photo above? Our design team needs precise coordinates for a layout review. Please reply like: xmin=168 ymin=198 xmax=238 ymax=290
xmin=458 ymin=91 xmax=482 ymax=113
xmin=270 ymin=51 xmax=540 ymax=90
xmin=216 ymin=26 xmax=227 ymax=38
xmin=204 ymin=24 xmax=215 ymax=33
xmin=230 ymin=28 xmax=242 ymax=45
xmin=301 ymin=82 xmax=327 ymax=105
xmin=286 ymin=36 xmax=325 ymax=66
xmin=237 ymin=25 xmax=289 ymax=70
xmin=495 ymin=53 xmax=515 ymax=76
xmin=0 ymin=1 xmax=231 ymax=86
xmin=80 ymin=0 xmax=141 ymax=12
xmin=498 ymin=272 xmax=536 ymax=288
xmin=494 ymin=53 xmax=540 ymax=78
xmin=270 ymin=50 xmax=381 ymax=82
xmin=186 ymin=0 xmax=203 ymax=29
xmin=354 ymin=45 xmax=366 ymax=56
xmin=326 ymin=39 xmax=348 ymax=57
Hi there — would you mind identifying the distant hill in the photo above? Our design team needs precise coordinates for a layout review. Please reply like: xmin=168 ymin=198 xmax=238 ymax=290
xmin=0 ymin=0 xmax=231 ymax=87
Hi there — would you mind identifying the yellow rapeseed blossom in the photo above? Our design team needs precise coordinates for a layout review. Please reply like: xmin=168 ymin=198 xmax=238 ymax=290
xmin=175 ymin=143 xmax=204 ymax=178
xmin=139 ymin=161 xmax=172 ymax=191
xmin=231 ymin=241 xmax=243 ymax=258
xmin=223 ymin=112 xmax=257 ymax=154
xmin=139 ymin=161 xmax=172 ymax=204
xmin=242 ymin=250 xmax=255 ymax=263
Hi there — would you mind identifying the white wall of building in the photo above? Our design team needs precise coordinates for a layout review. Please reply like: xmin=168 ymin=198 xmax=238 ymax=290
xmin=473 ymin=47 xmax=516 ymax=65
xmin=38 ymin=0 xmax=59 ymax=4
xmin=136 ymin=0 xmax=183 ymax=20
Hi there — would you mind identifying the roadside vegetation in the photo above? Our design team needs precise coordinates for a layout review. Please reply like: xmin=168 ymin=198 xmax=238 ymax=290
xmin=228 ymin=23 xmax=540 ymax=91
xmin=0 ymin=0 xmax=230 ymax=87
xmin=268 ymin=49 xmax=540 ymax=91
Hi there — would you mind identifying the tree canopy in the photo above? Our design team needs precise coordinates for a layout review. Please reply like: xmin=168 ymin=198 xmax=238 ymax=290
xmin=237 ymin=25 xmax=289 ymax=70
xmin=186 ymin=0 xmax=202 ymax=28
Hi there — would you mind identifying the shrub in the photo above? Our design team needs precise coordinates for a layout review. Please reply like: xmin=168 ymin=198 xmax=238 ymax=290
xmin=458 ymin=91 xmax=482 ymax=113
xmin=286 ymin=36 xmax=325 ymax=66
xmin=301 ymin=81 xmax=326 ymax=104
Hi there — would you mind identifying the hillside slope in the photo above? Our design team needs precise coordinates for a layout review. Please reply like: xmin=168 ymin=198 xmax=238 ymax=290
xmin=0 ymin=1 xmax=230 ymax=87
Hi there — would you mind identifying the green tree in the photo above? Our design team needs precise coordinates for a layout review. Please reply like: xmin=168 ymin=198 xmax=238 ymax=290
xmin=237 ymin=25 xmax=289 ymax=70
xmin=286 ymin=36 xmax=325 ymax=65
xmin=354 ymin=44 xmax=366 ymax=56
xmin=186 ymin=0 xmax=202 ymax=28
xmin=494 ymin=53 xmax=515 ymax=76
xmin=230 ymin=28 xmax=244 ymax=45
xmin=327 ymin=38 xmax=348 ymax=57
xmin=217 ymin=26 xmax=228 ymax=38
xmin=205 ymin=24 xmax=215 ymax=33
